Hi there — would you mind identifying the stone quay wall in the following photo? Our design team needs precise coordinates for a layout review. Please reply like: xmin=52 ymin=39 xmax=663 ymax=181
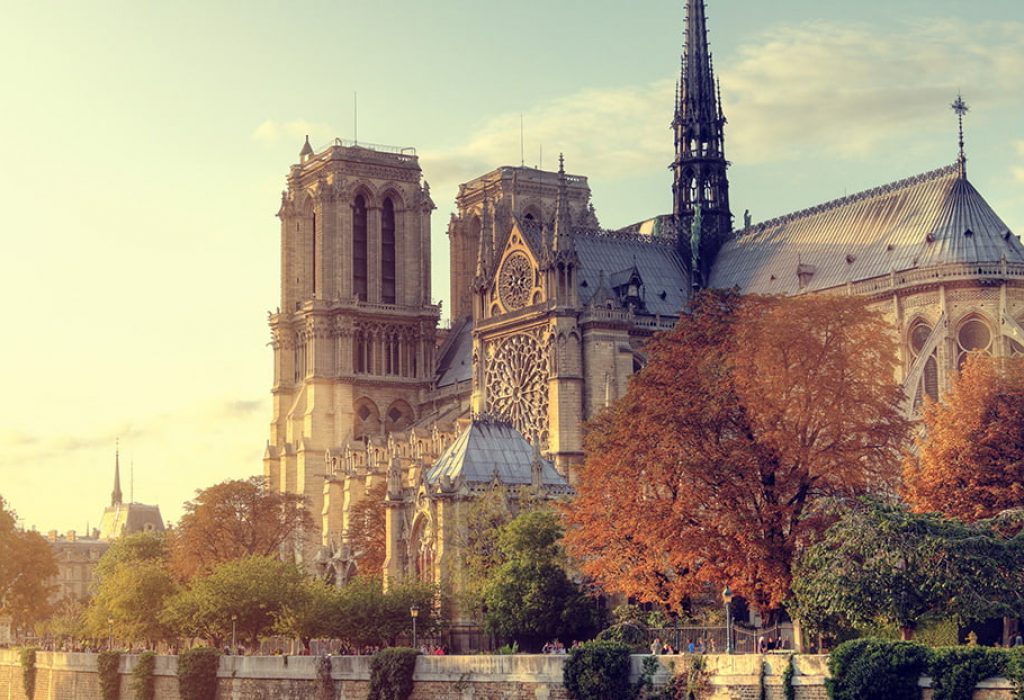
xmin=0 ymin=649 xmax=1017 ymax=699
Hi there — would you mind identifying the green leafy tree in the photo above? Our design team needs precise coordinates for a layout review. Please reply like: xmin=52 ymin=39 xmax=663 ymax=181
xmin=0 ymin=495 xmax=58 ymax=632
xmin=791 ymin=498 xmax=1024 ymax=640
xmin=275 ymin=577 xmax=340 ymax=651
xmin=86 ymin=532 xmax=177 ymax=646
xmin=39 ymin=596 xmax=89 ymax=643
xmin=483 ymin=510 xmax=602 ymax=652
xmin=330 ymin=576 xmax=439 ymax=648
xmin=162 ymin=555 xmax=304 ymax=647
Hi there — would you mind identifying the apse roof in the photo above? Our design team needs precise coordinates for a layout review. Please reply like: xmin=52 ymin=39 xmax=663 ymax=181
xmin=709 ymin=164 xmax=1024 ymax=295
xmin=424 ymin=420 xmax=569 ymax=489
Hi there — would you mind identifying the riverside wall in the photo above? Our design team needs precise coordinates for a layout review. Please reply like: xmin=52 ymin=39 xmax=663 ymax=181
xmin=0 ymin=649 xmax=1016 ymax=699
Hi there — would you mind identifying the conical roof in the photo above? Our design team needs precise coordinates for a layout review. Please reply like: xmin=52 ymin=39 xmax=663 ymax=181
xmin=424 ymin=419 xmax=569 ymax=490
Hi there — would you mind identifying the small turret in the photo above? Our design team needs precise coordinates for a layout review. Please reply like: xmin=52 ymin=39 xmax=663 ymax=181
xmin=299 ymin=135 xmax=314 ymax=161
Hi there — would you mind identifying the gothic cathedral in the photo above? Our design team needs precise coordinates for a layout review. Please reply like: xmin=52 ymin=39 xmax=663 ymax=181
xmin=265 ymin=0 xmax=1024 ymax=603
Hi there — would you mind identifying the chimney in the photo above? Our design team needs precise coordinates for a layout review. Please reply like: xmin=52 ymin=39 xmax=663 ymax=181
xmin=47 ymin=530 xmax=58 ymax=542
xmin=67 ymin=530 xmax=77 ymax=542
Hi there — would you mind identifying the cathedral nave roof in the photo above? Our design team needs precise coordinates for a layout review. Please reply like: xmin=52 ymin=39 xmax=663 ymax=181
xmin=709 ymin=164 xmax=1023 ymax=295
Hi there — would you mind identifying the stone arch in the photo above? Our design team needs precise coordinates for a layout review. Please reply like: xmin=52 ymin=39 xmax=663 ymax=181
xmin=954 ymin=312 xmax=994 ymax=368
xmin=384 ymin=399 xmax=415 ymax=434
xmin=353 ymin=397 xmax=382 ymax=440
xmin=408 ymin=511 xmax=435 ymax=584
xmin=378 ymin=185 xmax=406 ymax=211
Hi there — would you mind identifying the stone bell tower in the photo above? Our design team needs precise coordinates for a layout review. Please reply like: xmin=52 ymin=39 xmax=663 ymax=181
xmin=264 ymin=137 xmax=440 ymax=559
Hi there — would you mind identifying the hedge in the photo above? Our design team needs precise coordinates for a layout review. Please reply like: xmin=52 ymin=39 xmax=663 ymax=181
xmin=368 ymin=647 xmax=418 ymax=700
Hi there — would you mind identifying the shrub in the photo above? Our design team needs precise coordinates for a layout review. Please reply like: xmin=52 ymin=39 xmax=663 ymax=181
xmin=98 ymin=651 xmax=121 ymax=700
xmin=176 ymin=647 xmax=220 ymax=700
xmin=826 ymin=638 xmax=930 ymax=700
xmin=1006 ymin=646 xmax=1024 ymax=700
xmin=131 ymin=652 xmax=157 ymax=700
xmin=368 ymin=647 xmax=418 ymax=700
xmin=563 ymin=640 xmax=632 ymax=700
xmin=782 ymin=654 xmax=795 ymax=700
xmin=929 ymin=646 xmax=1008 ymax=700
xmin=596 ymin=622 xmax=650 ymax=652
xmin=19 ymin=647 xmax=37 ymax=700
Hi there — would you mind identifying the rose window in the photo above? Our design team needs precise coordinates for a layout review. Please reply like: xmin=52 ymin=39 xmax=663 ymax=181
xmin=485 ymin=333 xmax=550 ymax=448
xmin=498 ymin=252 xmax=533 ymax=311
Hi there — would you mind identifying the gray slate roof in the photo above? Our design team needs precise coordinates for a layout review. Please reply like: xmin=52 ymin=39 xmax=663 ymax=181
xmin=434 ymin=316 xmax=473 ymax=388
xmin=574 ymin=233 xmax=689 ymax=316
xmin=709 ymin=164 xmax=1024 ymax=295
xmin=424 ymin=420 xmax=569 ymax=489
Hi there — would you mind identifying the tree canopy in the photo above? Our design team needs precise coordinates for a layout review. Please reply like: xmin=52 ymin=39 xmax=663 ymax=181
xmin=0 ymin=495 xmax=58 ymax=631
xmin=346 ymin=481 xmax=387 ymax=576
xmin=169 ymin=476 xmax=312 ymax=579
xmin=483 ymin=509 xmax=601 ymax=651
xmin=904 ymin=353 xmax=1024 ymax=522
xmin=162 ymin=555 xmax=305 ymax=647
xmin=86 ymin=532 xmax=178 ymax=645
xmin=791 ymin=498 xmax=1024 ymax=639
xmin=563 ymin=291 xmax=911 ymax=619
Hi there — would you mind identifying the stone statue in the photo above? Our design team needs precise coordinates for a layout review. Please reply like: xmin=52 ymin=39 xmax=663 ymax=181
xmin=744 ymin=209 xmax=752 ymax=228
xmin=690 ymin=202 xmax=703 ymax=273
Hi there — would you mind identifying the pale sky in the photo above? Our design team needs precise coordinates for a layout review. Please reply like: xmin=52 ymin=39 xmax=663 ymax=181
xmin=2 ymin=0 xmax=1022 ymax=532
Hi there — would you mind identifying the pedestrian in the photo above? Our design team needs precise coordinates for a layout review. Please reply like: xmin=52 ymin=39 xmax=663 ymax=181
xmin=650 ymin=637 xmax=662 ymax=656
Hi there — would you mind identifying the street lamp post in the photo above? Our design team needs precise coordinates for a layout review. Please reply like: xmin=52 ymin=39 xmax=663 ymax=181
xmin=410 ymin=605 xmax=420 ymax=649
xmin=722 ymin=586 xmax=734 ymax=654
xmin=231 ymin=615 xmax=238 ymax=653
xmin=107 ymin=617 xmax=114 ymax=651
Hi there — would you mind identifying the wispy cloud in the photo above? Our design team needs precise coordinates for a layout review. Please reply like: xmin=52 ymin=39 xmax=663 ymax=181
xmin=420 ymin=81 xmax=674 ymax=195
xmin=252 ymin=119 xmax=334 ymax=146
xmin=419 ymin=18 xmax=1024 ymax=199
xmin=1014 ymin=141 xmax=1024 ymax=184
xmin=722 ymin=19 xmax=1024 ymax=164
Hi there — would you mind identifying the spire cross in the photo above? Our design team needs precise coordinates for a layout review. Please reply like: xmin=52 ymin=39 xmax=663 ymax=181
xmin=951 ymin=94 xmax=969 ymax=177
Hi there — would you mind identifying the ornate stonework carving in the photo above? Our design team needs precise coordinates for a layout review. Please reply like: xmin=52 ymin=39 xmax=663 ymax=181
xmin=498 ymin=251 xmax=533 ymax=311
xmin=484 ymin=331 xmax=550 ymax=448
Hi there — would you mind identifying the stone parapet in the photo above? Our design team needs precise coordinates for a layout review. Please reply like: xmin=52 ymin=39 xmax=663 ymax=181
xmin=0 ymin=649 xmax=1017 ymax=700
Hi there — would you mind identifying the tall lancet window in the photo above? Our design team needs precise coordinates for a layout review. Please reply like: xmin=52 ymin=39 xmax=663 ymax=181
xmin=353 ymin=195 xmax=368 ymax=301
xmin=381 ymin=198 xmax=397 ymax=304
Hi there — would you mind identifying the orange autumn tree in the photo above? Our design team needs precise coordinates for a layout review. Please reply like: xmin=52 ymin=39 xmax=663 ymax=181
xmin=563 ymin=290 xmax=910 ymax=621
xmin=346 ymin=481 xmax=387 ymax=575
xmin=904 ymin=353 xmax=1024 ymax=521
xmin=170 ymin=476 xmax=312 ymax=579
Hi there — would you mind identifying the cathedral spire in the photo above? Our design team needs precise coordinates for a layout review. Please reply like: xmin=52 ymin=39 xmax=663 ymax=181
xmin=475 ymin=187 xmax=494 ymax=280
xmin=111 ymin=440 xmax=123 ymax=506
xmin=553 ymin=153 xmax=572 ymax=251
xmin=673 ymin=0 xmax=732 ymax=288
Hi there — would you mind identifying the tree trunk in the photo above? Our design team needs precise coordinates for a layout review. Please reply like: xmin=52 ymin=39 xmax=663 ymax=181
xmin=899 ymin=624 xmax=916 ymax=641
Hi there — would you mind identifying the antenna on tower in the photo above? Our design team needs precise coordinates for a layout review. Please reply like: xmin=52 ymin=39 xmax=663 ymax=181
xmin=951 ymin=93 xmax=969 ymax=178
xmin=130 ymin=456 xmax=134 ymax=504
xmin=520 ymin=114 xmax=525 ymax=167
xmin=354 ymin=92 xmax=359 ymax=145
xmin=539 ymin=144 xmax=543 ymax=171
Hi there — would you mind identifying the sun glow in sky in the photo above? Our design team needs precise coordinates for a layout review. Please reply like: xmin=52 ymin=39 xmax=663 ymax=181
xmin=2 ymin=0 xmax=1022 ymax=532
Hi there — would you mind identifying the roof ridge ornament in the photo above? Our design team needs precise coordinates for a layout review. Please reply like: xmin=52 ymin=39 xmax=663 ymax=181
xmin=951 ymin=94 xmax=969 ymax=179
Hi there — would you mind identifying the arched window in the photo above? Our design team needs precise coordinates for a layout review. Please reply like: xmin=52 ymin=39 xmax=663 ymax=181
xmin=381 ymin=198 xmax=396 ymax=304
xmin=353 ymin=195 xmax=368 ymax=301
xmin=957 ymin=317 xmax=992 ymax=368
xmin=909 ymin=321 xmax=939 ymax=405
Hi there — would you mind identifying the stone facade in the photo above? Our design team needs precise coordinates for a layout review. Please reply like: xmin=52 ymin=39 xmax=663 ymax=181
xmin=1 ymin=650 xmax=1019 ymax=700
xmin=264 ymin=2 xmax=1023 ymax=616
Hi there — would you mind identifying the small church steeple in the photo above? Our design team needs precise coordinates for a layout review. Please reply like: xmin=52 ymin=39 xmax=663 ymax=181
xmin=111 ymin=440 xmax=123 ymax=506
xmin=673 ymin=0 xmax=732 ymax=288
